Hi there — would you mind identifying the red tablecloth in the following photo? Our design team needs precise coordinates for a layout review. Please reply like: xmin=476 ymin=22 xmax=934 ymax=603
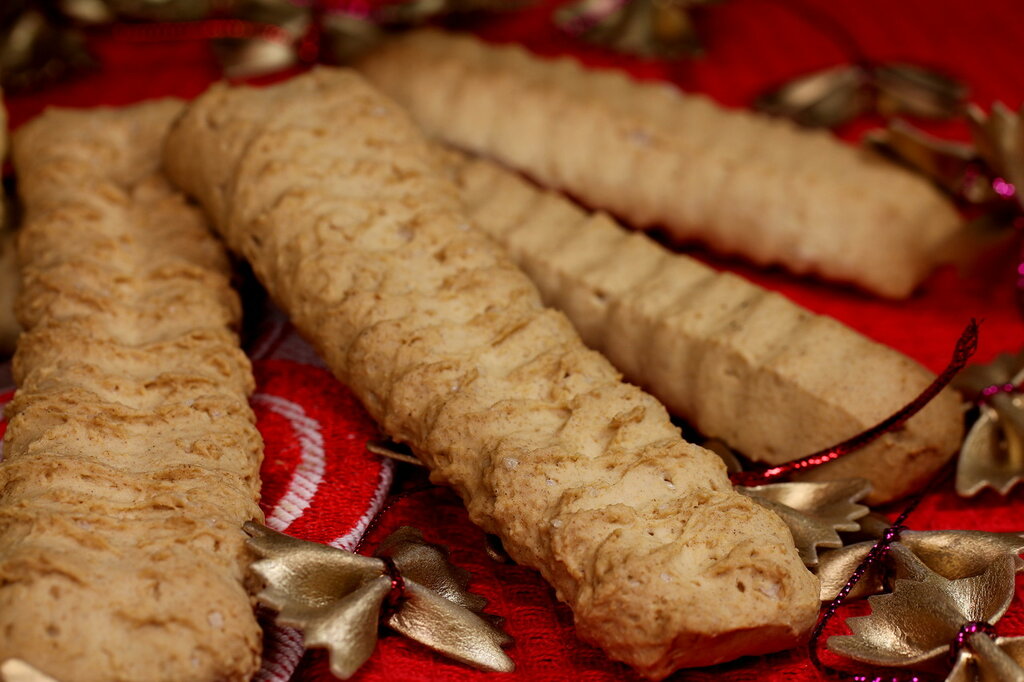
xmin=5 ymin=1 xmax=1024 ymax=680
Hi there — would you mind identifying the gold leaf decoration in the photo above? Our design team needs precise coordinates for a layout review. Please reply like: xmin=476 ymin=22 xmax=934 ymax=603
xmin=828 ymin=553 xmax=1022 ymax=678
xmin=554 ymin=0 xmax=720 ymax=59
xmin=756 ymin=62 xmax=967 ymax=128
xmin=755 ymin=64 xmax=872 ymax=129
xmin=870 ymin=102 xmax=1024 ymax=215
xmin=0 ymin=2 xmax=95 ymax=92
xmin=216 ymin=0 xmax=528 ymax=78
xmin=968 ymin=102 xmax=1024 ymax=212
xmin=948 ymin=635 xmax=1024 ymax=682
xmin=245 ymin=522 xmax=514 ymax=679
xmin=817 ymin=514 xmax=1024 ymax=601
xmin=953 ymin=349 xmax=1024 ymax=496
xmin=736 ymin=478 xmax=871 ymax=567
xmin=874 ymin=63 xmax=970 ymax=120
xmin=213 ymin=0 xmax=310 ymax=79
xmin=366 ymin=438 xmax=424 ymax=466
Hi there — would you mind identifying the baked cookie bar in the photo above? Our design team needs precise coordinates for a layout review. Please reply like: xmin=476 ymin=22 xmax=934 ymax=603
xmin=442 ymin=148 xmax=964 ymax=504
xmin=164 ymin=69 xmax=819 ymax=680
xmin=358 ymin=30 xmax=964 ymax=299
xmin=1 ymin=101 xmax=263 ymax=682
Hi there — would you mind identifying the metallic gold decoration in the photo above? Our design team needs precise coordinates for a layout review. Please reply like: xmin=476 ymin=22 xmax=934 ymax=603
xmin=554 ymin=0 xmax=720 ymax=59
xmin=969 ymin=102 xmax=1024 ymax=212
xmin=245 ymin=522 xmax=514 ymax=679
xmin=953 ymin=350 xmax=1024 ymax=496
xmin=817 ymin=514 xmax=1024 ymax=601
xmin=0 ymin=661 xmax=60 ymax=682
xmin=366 ymin=438 xmax=424 ymax=467
xmin=869 ymin=102 xmax=1024 ymax=213
xmin=948 ymin=635 xmax=1024 ymax=682
xmin=756 ymin=62 xmax=967 ymax=128
xmin=213 ymin=0 xmax=309 ymax=78
xmin=874 ymin=64 xmax=970 ymax=120
xmin=216 ymin=0 xmax=528 ymax=78
xmin=484 ymin=534 xmax=512 ymax=564
xmin=828 ymin=550 xmax=1024 ymax=680
xmin=0 ymin=2 xmax=95 ymax=92
xmin=736 ymin=478 xmax=871 ymax=567
xmin=756 ymin=65 xmax=872 ymax=129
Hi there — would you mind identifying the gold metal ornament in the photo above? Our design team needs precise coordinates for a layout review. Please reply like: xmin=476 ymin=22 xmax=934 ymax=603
xmin=0 ymin=2 xmax=95 ymax=92
xmin=816 ymin=514 xmax=1024 ymax=601
xmin=215 ymin=0 xmax=527 ymax=78
xmin=968 ymin=101 xmax=1024 ymax=213
xmin=869 ymin=102 xmax=1024 ymax=214
xmin=755 ymin=65 xmax=872 ymax=129
xmin=244 ymin=522 xmax=514 ymax=679
xmin=554 ymin=0 xmax=720 ymax=59
xmin=756 ymin=62 xmax=967 ymax=128
xmin=948 ymin=635 xmax=1024 ymax=682
xmin=213 ymin=0 xmax=310 ymax=79
xmin=736 ymin=478 xmax=871 ymax=567
xmin=953 ymin=349 xmax=1024 ymax=496
xmin=828 ymin=550 xmax=1024 ymax=680
xmin=366 ymin=439 xmax=424 ymax=467
xmin=873 ymin=63 xmax=970 ymax=121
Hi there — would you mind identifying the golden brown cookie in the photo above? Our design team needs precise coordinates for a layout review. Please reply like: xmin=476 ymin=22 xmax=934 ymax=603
xmin=442 ymin=148 xmax=964 ymax=504
xmin=359 ymin=30 xmax=964 ymax=299
xmin=164 ymin=68 xmax=819 ymax=680
xmin=1 ymin=100 xmax=263 ymax=682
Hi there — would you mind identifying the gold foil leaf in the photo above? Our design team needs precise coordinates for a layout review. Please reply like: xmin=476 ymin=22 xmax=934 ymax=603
xmin=948 ymin=635 xmax=1024 ymax=682
xmin=967 ymin=102 xmax=1024 ymax=211
xmin=244 ymin=522 xmax=514 ymax=678
xmin=0 ymin=4 xmax=94 ymax=92
xmin=737 ymin=478 xmax=871 ymax=567
xmin=866 ymin=120 xmax=986 ymax=202
xmin=816 ymin=520 xmax=1024 ymax=601
xmin=954 ymin=350 xmax=1024 ymax=496
xmin=755 ymin=65 xmax=871 ymax=128
xmin=555 ymin=0 xmax=715 ymax=59
xmin=387 ymin=581 xmax=514 ymax=672
xmin=829 ymin=555 xmax=1017 ymax=665
xmin=212 ymin=0 xmax=310 ymax=79
xmin=377 ymin=526 xmax=487 ymax=612
xmin=366 ymin=439 xmax=424 ymax=466
xmin=874 ymin=63 xmax=969 ymax=120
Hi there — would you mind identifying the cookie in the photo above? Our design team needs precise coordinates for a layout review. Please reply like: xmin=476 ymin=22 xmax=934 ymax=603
xmin=359 ymin=30 xmax=964 ymax=299
xmin=2 ymin=100 xmax=263 ymax=682
xmin=442 ymin=148 xmax=964 ymax=503
xmin=164 ymin=69 xmax=819 ymax=680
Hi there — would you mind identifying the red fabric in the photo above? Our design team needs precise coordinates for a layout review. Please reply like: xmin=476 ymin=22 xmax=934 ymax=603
xmin=3 ymin=1 xmax=1024 ymax=680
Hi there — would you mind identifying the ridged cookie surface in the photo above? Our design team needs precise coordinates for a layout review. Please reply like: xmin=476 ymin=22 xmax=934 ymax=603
xmin=442 ymin=149 xmax=964 ymax=503
xmin=163 ymin=69 xmax=819 ymax=679
xmin=1 ymin=100 xmax=263 ymax=682
xmin=359 ymin=30 xmax=963 ymax=299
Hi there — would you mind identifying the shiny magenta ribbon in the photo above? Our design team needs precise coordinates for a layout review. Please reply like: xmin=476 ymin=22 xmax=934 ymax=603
xmin=730 ymin=319 xmax=980 ymax=487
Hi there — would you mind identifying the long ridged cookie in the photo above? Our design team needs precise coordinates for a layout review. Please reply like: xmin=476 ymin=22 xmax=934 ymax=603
xmin=358 ymin=30 xmax=964 ymax=299
xmin=442 ymin=148 xmax=964 ymax=504
xmin=163 ymin=69 xmax=819 ymax=680
xmin=2 ymin=101 xmax=263 ymax=682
